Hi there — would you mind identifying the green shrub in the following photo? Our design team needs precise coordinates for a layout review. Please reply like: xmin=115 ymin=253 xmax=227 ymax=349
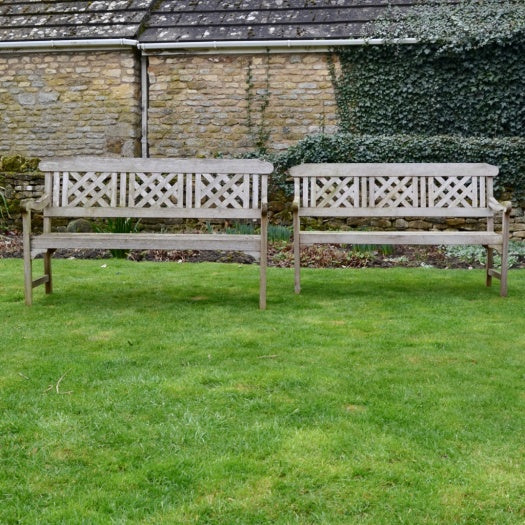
xmin=271 ymin=133 xmax=525 ymax=198
xmin=0 ymin=155 xmax=40 ymax=173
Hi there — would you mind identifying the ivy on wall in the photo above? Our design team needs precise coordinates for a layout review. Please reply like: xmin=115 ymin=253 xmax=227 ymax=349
xmin=331 ymin=0 xmax=525 ymax=138
xmin=245 ymin=53 xmax=271 ymax=154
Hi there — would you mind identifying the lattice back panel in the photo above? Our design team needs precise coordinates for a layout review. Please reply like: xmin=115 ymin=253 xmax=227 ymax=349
xmin=52 ymin=172 xmax=118 ymax=208
xmin=427 ymin=176 xmax=486 ymax=208
xmin=49 ymin=171 xmax=267 ymax=209
xmin=128 ymin=173 xmax=183 ymax=208
xmin=295 ymin=175 xmax=488 ymax=209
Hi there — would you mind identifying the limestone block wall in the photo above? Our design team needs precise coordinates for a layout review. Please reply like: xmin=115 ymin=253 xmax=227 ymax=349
xmin=0 ymin=51 xmax=141 ymax=158
xmin=147 ymin=52 xmax=339 ymax=157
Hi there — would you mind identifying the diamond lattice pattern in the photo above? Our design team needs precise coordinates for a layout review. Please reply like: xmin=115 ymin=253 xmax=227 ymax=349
xmin=130 ymin=173 xmax=182 ymax=207
xmin=314 ymin=177 xmax=359 ymax=207
xmin=66 ymin=172 xmax=116 ymax=207
xmin=371 ymin=177 xmax=419 ymax=207
xmin=429 ymin=177 xmax=478 ymax=207
xmin=199 ymin=174 xmax=250 ymax=208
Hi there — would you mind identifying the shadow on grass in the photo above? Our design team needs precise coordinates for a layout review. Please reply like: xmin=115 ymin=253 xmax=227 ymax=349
xmin=296 ymin=266 xmax=519 ymax=303
xmin=33 ymin=264 xmax=517 ymax=313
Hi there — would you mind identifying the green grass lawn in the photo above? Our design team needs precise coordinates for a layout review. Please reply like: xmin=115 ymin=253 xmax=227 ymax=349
xmin=1 ymin=258 xmax=524 ymax=524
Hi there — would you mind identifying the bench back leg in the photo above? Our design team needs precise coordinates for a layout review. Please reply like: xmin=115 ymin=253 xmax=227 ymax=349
xmin=44 ymin=250 xmax=53 ymax=295
xmin=485 ymin=247 xmax=493 ymax=288
xmin=500 ymin=239 xmax=509 ymax=297
xmin=500 ymin=253 xmax=508 ymax=297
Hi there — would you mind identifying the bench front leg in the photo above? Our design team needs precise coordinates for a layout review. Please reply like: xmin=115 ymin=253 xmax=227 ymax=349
xmin=292 ymin=197 xmax=301 ymax=294
xmin=500 ymin=202 xmax=511 ymax=297
xmin=259 ymin=204 xmax=268 ymax=310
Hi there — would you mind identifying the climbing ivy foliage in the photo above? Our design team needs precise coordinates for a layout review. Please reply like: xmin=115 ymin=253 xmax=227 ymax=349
xmin=332 ymin=0 xmax=525 ymax=138
xmin=370 ymin=0 xmax=525 ymax=54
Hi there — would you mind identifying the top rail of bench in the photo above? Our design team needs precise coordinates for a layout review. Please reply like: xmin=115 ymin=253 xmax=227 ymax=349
xmin=290 ymin=163 xmax=499 ymax=178
xmin=39 ymin=157 xmax=274 ymax=174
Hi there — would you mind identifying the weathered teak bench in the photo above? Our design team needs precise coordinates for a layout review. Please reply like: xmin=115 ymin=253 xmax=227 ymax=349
xmin=291 ymin=163 xmax=511 ymax=296
xmin=23 ymin=157 xmax=273 ymax=308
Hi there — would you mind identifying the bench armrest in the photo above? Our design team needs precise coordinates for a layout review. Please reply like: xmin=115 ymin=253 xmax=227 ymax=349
xmin=261 ymin=202 xmax=268 ymax=217
xmin=488 ymin=197 xmax=511 ymax=214
xmin=22 ymin=194 xmax=50 ymax=213
xmin=292 ymin=196 xmax=300 ymax=213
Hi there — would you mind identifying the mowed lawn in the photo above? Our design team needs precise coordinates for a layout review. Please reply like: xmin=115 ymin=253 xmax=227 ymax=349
xmin=1 ymin=258 xmax=524 ymax=524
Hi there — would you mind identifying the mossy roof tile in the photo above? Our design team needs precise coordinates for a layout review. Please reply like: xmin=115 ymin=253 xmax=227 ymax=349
xmin=0 ymin=0 xmax=426 ymax=43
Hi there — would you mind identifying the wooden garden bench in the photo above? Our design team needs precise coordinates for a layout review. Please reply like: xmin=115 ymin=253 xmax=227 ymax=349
xmin=23 ymin=157 xmax=273 ymax=308
xmin=291 ymin=163 xmax=511 ymax=296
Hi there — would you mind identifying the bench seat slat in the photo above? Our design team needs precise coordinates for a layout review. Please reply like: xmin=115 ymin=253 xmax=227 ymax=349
xmin=299 ymin=231 xmax=502 ymax=246
xmin=31 ymin=233 xmax=261 ymax=253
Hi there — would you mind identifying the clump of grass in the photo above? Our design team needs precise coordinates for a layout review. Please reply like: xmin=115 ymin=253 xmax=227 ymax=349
xmin=95 ymin=217 xmax=140 ymax=258
xmin=268 ymin=225 xmax=291 ymax=242
xmin=225 ymin=223 xmax=291 ymax=242
xmin=225 ymin=222 xmax=256 ymax=235
xmin=351 ymin=243 xmax=394 ymax=255
xmin=0 ymin=186 xmax=10 ymax=220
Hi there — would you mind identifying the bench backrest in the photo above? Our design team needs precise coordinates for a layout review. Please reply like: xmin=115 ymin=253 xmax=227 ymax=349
xmin=290 ymin=163 xmax=499 ymax=218
xmin=38 ymin=157 xmax=273 ymax=220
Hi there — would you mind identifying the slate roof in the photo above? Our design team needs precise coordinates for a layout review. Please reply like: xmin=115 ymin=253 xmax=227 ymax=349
xmin=140 ymin=0 xmax=422 ymax=43
xmin=0 ymin=0 xmax=154 ymax=41
xmin=0 ymin=0 xmax=422 ymax=43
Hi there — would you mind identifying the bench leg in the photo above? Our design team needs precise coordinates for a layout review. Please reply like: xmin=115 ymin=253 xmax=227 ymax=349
xmin=293 ymin=211 xmax=301 ymax=294
xmin=500 ymin=251 xmax=508 ymax=297
xmin=22 ymin=211 xmax=33 ymax=306
xmin=500 ymin=206 xmax=510 ymax=297
xmin=500 ymin=242 xmax=509 ymax=298
xmin=259 ymin=214 xmax=268 ymax=310
xmin=44 ymin=249 xmax=54 ymax=294
xmin=485 ymin=246 xmax=493 ymax=288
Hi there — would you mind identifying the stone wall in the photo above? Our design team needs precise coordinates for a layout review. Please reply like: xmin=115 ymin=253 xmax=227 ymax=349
xmin=1 ymin=172 xmax=45 ymax=229
xmin=147 ymin=52 xmax=338 ymax=157
xmin=0 ymin=51 xmax=141 ymax=158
